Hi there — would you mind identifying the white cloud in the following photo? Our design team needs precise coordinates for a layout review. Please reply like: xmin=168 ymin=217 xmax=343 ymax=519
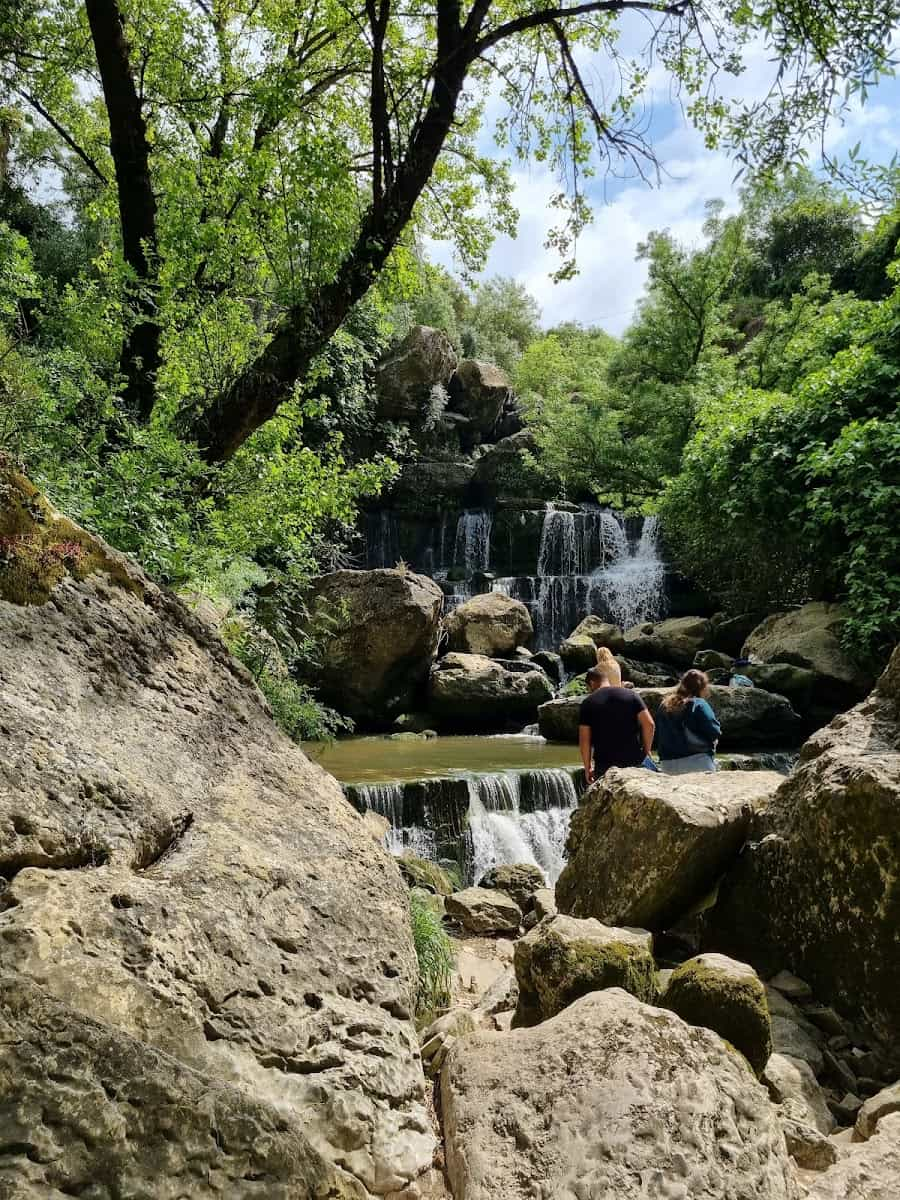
xmin=431 ymin=27 xmax=899 ymax=335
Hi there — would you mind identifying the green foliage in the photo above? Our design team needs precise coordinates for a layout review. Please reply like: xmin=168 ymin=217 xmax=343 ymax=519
xmin=409 ymin=889 xmax=454 ymax=1021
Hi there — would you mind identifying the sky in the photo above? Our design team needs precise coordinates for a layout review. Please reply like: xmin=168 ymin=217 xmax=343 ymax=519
xmin=429 ymin=22 xmax=900 ymax=336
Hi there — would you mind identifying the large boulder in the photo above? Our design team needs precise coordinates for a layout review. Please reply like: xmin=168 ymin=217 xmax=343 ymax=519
xmin=374 ymin=324 xmax=457 ymax=422
xmin=443 ymin=592 xmax=532 ymax=656
xmin=538 ymin=682 xmax=803 ymax=748
xmin=445 ymin=887 xmax=522 ymax=934
xmin=706 ymin=646 xmax=900 ymax=1044
xmin=803 ymin=1112 xmax=900 ymax=1199
xmin=665 ymin=953 xmax=772 ymax=1076
xmin=308 ymin=567 xmax=443 ymax=726
xmin=743 ymin=602 xmax=875 ymax=703
xmin=428 ymin=652 xmax=553 ymax=731
xmin=477 ymin=862 xmax=546 ymax=910
xmin=624 ymin=615 xmax=714 ymax=667
xmin=442 ymin=989 xmax=798 ymax=1200
xmin=557 ymin=768 xmax=782 ymax=931
xmin=469 ymin=429 xmax=545 ymax=500
xmin=513 ymin=913 xmax=657 ymax=1026
xmin=764 ymin=1053 xmax=836 ymax=1135
xmin=0 ymin=465 xmax=433 ymax=1196
xmin=447 ymin=359 xmax=512 ymax=440
xmin=856 ymin=1080 xmax=900 ymax=1140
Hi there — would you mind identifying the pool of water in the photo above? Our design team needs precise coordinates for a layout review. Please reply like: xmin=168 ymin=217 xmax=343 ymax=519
xmin=305 ymin=734 xmax=580 ymax=786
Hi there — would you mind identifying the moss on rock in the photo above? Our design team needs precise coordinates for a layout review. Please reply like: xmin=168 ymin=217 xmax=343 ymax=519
xmin=398 ymin=854 xmax=455 ymax=897
xmin=665 ymin=953 xmax=771 ymax=1077
xmin=514 ymin=913 xmax=657 ymax=1026
xmin=0 ymin=462 xmax=143 ymax=606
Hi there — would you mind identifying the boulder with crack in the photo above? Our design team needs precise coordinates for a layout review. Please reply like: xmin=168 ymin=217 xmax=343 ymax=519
xmin=556 ymin=768 xmax=782 ymax=931
xmin=0 ymin=464 xmax=433 ymax=1198
xmin=442 ymin=988 xmax=799 ymax=1200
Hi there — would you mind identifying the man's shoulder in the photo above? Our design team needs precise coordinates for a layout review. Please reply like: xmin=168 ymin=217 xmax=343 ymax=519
xmin=609 ymin=685 xmax=646 ymax=707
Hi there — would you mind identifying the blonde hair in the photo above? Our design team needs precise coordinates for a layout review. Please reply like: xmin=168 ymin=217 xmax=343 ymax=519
xmin=661 ymin=668 xmax=708 ymax=713
xmin=595 ymin=646 xmax=622 ymax=686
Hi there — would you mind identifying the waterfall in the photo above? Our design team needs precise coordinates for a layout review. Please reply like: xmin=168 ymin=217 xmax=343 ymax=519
xmin=467 ymin=769 xmax=578 ymax=886
xmin=454 ymin=509 xmax=492 ymax=573
xmin=351 ymin=782 xmax=436 ymax=859
xmin=366 ymin=511 xmax=400 ymax=569
xmin=594 ymin=514 xmax=666 ymax=631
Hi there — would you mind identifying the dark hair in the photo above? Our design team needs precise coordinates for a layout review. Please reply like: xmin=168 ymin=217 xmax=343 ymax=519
xmin=661 ymin=668 xmax=708 ymax=713
xmin=586 ymin=666 xmax=609 ymax=685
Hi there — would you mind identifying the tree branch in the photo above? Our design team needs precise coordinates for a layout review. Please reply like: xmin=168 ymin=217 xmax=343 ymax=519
xmin=15 ymin=88 xmax=108 ymax=185
xmin=473 ymin=0 xmax=693 ymax=58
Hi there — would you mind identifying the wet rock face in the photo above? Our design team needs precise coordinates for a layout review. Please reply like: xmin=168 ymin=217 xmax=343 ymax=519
xmin=442 ymin=989 xmax=798 ymax=1200
xmin=308 ymin=566 xmax=444 ymax=726
xmin=706 ymin=646 xmax=900 ymax=1044
xmin=0 ymin=470 xmax=433 ymax=1197
xmin=556 ymin=768 xmax=783 ymax=931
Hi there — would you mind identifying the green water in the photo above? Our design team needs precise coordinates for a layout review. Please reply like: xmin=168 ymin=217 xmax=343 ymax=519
xmin=305 ymin=734 xmax=581 ymax=786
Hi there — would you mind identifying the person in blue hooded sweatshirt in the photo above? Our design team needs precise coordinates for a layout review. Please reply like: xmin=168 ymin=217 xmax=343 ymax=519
xmin=654 ymin=668 xmax=722 ymax=774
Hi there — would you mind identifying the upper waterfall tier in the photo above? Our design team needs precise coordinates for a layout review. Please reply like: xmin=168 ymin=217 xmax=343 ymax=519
xmin=363 ymin=503 xmax=667 ymax=649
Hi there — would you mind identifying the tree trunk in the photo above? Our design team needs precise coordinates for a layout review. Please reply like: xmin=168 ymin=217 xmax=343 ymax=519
xmin=84 ymin=0 xmax=160 ymax=423
xmin=196 ymin=0 xmax=475 ymax=463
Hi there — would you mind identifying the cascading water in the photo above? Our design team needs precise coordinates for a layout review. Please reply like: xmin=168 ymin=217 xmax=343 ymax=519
xmin=346 ymin=768 xmax=580 ymax=885
xmin=351 ymin=782 xmax=437 ymax=859
xmin=467 ymin=768 xmax=578 ymax=885
xmin=596 ymin=514 xmax=666 ymax=631
xmin=453 ymin=509 xmax=492 ymax=573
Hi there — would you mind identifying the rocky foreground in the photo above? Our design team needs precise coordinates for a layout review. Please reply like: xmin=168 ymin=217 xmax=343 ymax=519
xmin=1 ymin=463 xmax=898 ymax=1199
xmin=0 ymin=464 xmax=432 ymax=1197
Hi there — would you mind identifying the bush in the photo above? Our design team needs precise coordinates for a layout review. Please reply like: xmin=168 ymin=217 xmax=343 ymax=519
xmin=410 ymin=890 xmax=454 ymax=1022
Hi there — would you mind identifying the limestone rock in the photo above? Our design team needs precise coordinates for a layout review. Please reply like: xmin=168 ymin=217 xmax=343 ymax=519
xmin=770 ymin=970 xmax=814 ymax=1002
xmin=375 ymin=324 xmax=457 ymax=422
xmin=742 ymin=602 xmax=875 ymax=701
xmin=475 ymin=967 xmax=519 ymax=1017
xmin=0 ymin=975 xmax=353 ymax=1199
xmin=445 ymin=887 xmax=522 ymax=934
xmin=560 ymin=617 xmax=625 ymax=670
xmin=0 ymin=467 xmax=433 ymax=1196
xmin=710 ymin=611 xmax=770 ymax=656
xmin=539 ymin=683 xmax=802 ymax=747
xmin=772 ymin=1015 xmax=825 ymax=1076
xmin=420 ymin=1009 xmax=476 ymax=1076
xmin=443 ymin=592 xmax=532 ymax=657
xmin=557 ymin=768 xmax=782 ymax=931
xmin=695 ymin=649 xmax=735 ymax=671
xmin=307 ymin=567 xmax=443 ymax=726
xmin=745 ymin=662 xmax=818 ymax=714
xmin=665 ymin=953 xmax=772 ymax=1076
xmin=469 ymin=429 xmax=542 ymax=498
xmin=705 ymin=646 xmax=900 ymax=1044
xmin=531 ymin=649 xmax=564 ymax=686
xmin=781 ymin=1117 xmax=839 ymax=1171
xmin=531 ymin=887 xmax=558 ymax=921
xmin=623 ymin=615 xmax=714 ymax=667
xmin=476 ymin=862 xmax=546 ymax=910
xmin=447 ymin=359 xmax=512 ymax=440
xmin=442 ymin=989 xmax=798 ymax=1200
xmin=513 ymin=913 xmax=657 ymax=1026
xmin=764 ymin=1053 xmax=836 ymax=1135
xmin=559 ymin=633 xmax=602 ymax=672
xmin=428 ymin=652 xmax=553 ymax=731
xmin=803 ymin=1112 xmax=900 ymax=1199
xmin=856 ymin=1080 xmax=900 ymax=1140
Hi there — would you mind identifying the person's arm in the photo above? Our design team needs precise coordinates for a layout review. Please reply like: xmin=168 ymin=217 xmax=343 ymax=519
xmin=579 ymin=724 xmax=594 ymax=785
xmin=689 ymin=698 xmax=721 ymax=744
xmin=637 ymin=709 xmax=655 ymax=758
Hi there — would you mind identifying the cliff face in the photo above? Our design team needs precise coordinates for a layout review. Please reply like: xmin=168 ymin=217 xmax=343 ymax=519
xmin=0 ymin=465 xmax=433 ymax=1197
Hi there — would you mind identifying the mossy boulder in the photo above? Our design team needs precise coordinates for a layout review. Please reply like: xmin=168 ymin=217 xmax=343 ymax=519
xmin=477 ymin=863 xmax=546 ymax=911
xmin=513 ymin=913 xmax=657 ymax=1026
xmin=665 ymin=953 xmax=772 ymax=1077
xmin=398 ymin=854 xmax=455 ymax=896
xmin=0 ymin=460 xmax=143 ymax=606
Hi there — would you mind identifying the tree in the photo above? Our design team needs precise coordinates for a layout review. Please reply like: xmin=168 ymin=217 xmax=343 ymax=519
xmin=4 ymin=0 xmax=898 ymax=461
xmin=460 ymin=276 xmax=541 ymax=372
